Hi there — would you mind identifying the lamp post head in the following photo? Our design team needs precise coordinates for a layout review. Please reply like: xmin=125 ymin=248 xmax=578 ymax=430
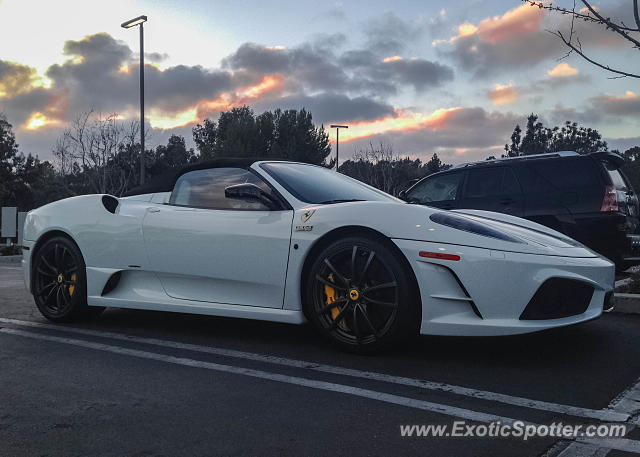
xmin=330 ymin=124 xmax=348 ymax=129
xmin=121 ymin=15 xmax=147 ymax=28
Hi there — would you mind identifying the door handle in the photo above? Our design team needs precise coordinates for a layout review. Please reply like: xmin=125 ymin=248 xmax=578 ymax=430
xmin=148 ymin=207 xmax=160 ymax=213
xmin=499 ymin=198 xmax=514 ymax=205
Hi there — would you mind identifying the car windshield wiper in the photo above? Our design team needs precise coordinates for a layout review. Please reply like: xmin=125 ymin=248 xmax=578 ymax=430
xmin=318 ymin=199 xmax=365 ymax=205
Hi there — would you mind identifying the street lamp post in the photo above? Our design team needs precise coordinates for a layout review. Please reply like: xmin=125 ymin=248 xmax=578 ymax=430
xmin=330 ymin=124 xmax=348 ymax=172
xmin=121 ymin=15 xmax=148 ymax=185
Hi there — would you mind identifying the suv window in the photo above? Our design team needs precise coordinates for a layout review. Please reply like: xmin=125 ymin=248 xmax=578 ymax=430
xmin=409 ymin=172 xmax=463 ymax=203
xmin=169 ymin=167 xmax=276 ymax=210
xmin=517 ymin=157 xmax=600 ymax=192
xmin=463 ymin=167 xmax=522 ymax=198
xmin=465 ymin=168 xmax=503 ymax=198
xmin=604 ymin=162 xmax=628 ymax=191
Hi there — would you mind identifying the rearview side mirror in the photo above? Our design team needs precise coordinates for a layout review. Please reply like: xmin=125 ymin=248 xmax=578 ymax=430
xmin=224 ymin=183 xmax=279 ymax=209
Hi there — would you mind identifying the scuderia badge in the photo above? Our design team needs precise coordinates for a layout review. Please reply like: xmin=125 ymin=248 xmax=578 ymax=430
xmin=296 ymin=209 xmax=315 ymax=231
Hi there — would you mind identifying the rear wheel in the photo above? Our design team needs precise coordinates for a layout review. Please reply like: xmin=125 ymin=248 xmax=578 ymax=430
xmin=32 ymin=236 xmax=102 ymax=322
xmin=304 ymin=236 xmax=420 ymax=353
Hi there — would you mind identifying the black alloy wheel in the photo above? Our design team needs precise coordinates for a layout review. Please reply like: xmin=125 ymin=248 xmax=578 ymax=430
xmin=32 ymin=236 xmax=100 ymax=322
xmin=305 ymin=236 xmax=420 ymax=353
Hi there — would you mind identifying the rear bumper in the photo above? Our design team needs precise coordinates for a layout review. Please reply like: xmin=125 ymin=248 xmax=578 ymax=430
xmin=567 ymin=213 xmax=638 ymax=265
xmin=392 ymin=239 xmax=614 ymax=337
xmin=623 ymin=234 xmax=640 ymax=263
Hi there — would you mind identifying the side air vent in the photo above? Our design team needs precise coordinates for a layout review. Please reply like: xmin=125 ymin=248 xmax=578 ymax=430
xmin=102 ymin=195 xmax=119 ymax=214
xmin=101 ymin=271 xmax=122 ymax=296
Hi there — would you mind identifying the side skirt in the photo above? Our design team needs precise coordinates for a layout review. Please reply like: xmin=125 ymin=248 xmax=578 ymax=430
xmin=88 ymin=296 xmax=307 ymax=325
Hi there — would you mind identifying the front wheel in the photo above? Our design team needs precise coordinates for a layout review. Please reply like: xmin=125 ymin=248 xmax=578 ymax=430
xmin=32 ymin=236 xmax=102 ymax=322
xmin=304 ymin=236 xmax=420 ymax=353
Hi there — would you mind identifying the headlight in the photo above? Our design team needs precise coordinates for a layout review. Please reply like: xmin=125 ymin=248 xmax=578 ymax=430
xmin=429 ymin=213 xmax=524 ymax=243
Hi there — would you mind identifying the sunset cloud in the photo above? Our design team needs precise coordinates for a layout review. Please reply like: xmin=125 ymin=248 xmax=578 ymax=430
xmin=547 ymin=63 xmax=579 ymax=78
xmin=343 ymin=107 xmax=524 ymax=163
xmin=488 ymin=83 xmax=518 ymax=105
xmin=149 ymin=74 xmax=285 ymax=129
xmin=436 ymin=1 xmax=632 ymax=77
xmin=437 ymin=4 xmax=544 ymax=45
xmin=0 ymin=60 xmax=49 ymax=98
xmin=327 ymin=107 xmax=465 ymax=143
xmin=591 ymin=91 xmax=640 ymax=117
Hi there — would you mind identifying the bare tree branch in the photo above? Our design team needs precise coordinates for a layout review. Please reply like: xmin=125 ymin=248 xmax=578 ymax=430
xmin=552 ymin=30 xmax=640 ymax=78
xmin=580 ymin=0 xmax=640 ymax=49
xmin=524 ymin=0 xmax=640 ymax=32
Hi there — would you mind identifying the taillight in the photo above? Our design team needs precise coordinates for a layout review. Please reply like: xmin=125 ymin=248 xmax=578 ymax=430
xmin=601 ymin=185 xmax=619 ymax=212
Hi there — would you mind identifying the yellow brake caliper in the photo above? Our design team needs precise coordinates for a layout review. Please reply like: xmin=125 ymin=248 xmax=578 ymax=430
xmin=68 ymin=273 xmax=77 ymax=297
xmin=324 ymin=273 xmax=340 ymax=320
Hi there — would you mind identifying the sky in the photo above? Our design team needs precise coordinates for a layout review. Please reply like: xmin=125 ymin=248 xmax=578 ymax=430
xmin=0 ymin=0 xmax=639 ymax=165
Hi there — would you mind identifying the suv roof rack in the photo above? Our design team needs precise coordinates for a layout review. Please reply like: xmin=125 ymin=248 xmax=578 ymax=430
xmin=452 ymin=151 xmax=580 ymax=169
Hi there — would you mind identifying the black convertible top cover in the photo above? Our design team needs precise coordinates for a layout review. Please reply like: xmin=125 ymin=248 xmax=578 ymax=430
xmin=123 ymin=157 xmax=276 ymax=197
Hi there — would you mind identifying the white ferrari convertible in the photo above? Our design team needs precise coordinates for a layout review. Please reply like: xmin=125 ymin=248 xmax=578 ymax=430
xmin=22 ymin=159 xmax=614 ymax=352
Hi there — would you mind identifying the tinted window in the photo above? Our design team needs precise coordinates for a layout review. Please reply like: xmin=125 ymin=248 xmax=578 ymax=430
xmin=260 ymin=162 xmax=395 ymax=204
xmin=465 ymin=168 xmax=503 ymax=198
xmin=408 ymin=172 xmax=463 ymax=203
xmin=604 ymin=162 xmax=628 ymax=190
xmin=502 ymin=168 xmax=521 ymax=194
xmin=517 ymin=157 xmax=600 ymax=192
xmin=170 ymin=168 xmax=276 ymax=210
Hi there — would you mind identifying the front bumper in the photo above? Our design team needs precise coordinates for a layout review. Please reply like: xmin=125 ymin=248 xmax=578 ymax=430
xmin=22 ymin=240 xmax=34 ymax=294
xmin=392 ymin=239 xmax=614 ymax=336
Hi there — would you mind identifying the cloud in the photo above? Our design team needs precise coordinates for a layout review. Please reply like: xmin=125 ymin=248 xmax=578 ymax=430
xmin=253 ymin=92 xmax=396 ymax=124
xmin=363 ymin=12 xmax=425 ymax=55
xmin=0 ymin=60 xmax=44 ymax=97
xmin=591 ymin=91 xmax=640 ymax=116
xmin=379 ymin=57 xmax=454 ymax=91
xmin=224 ymin=41 xmax=454 ymax=96
xmin=547 ymin=62 xmax=579 ymax=78
xmin=342 ymin=107 xmax=523 ymax=163
xmin=547 ymin=104 xmax=602 ymax=125
xmin=435 ymin=2 xmax=634 ymax=77
xmin=488 ymin=83 xmax=518 ymax=105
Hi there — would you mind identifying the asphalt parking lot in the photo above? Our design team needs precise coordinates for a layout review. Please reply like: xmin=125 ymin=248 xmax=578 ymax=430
xmin=2 ymin=264 xmax=640 ymax=457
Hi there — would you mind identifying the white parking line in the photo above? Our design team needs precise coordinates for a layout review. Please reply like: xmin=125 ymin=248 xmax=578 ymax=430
xmin=548 ymin=376 xmax=640 ymax=456
xmin=0 ymin=327 xmax=521 ymax=424
xmin=0 ymin=317 xmax=628 ymax=423
xmin=2 ymin=326 xmax=639 ymax=455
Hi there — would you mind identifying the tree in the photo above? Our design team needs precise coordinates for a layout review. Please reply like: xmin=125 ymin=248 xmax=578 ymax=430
xmin=54 ymin=110 xmax=141 ymax=196
xmin=505 ymin=114 xmax=606 ymax=156
xmin=192 ymin=119 xmax=217 ymax=160
xmin=339 ymin=144 xmax=450 ymax=195
xmin=149 ymin=135 xmax=197 ymax=178
xmin=0 ymin=114 xmax=22 ymax=207
xmin=0 ymin=114 xmax=66 ymax=210
xmin=523 ymin=0 xmax=640 ymax=79
xmin=425 ymin=153 xmax=449 ymax=174
xmin=621 ymin=146 xmax=640 ymax=191
xmin=191 ymin=106 xmax=332 ymax=166
xmin=547 ymin=122 xmax=608 ymax=154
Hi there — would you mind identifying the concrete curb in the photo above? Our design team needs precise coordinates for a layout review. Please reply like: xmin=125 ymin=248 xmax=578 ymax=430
xmin=613 ymin=294 xmax=640 ymax=315
xmin=0 ymin=255 xmax=22 ymax=264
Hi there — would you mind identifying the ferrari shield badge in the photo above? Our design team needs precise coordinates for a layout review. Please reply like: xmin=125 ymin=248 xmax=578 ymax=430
xmin=302 ymin=209 xmax=315 ymax=223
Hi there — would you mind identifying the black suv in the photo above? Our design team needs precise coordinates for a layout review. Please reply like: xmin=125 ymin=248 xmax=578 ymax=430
xmin=401 ymin=151 xmax=640 ymax=268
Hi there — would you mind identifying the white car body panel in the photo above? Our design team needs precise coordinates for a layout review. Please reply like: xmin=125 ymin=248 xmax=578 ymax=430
xmin=142 ymin=205 xmax=293 ymax=307
xmin=22 ymin=161 xmax=615 ymax=336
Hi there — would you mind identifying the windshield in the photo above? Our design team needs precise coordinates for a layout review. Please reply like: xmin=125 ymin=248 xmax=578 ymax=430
xmin=259 ymin=162 xmax=397 ymax=204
